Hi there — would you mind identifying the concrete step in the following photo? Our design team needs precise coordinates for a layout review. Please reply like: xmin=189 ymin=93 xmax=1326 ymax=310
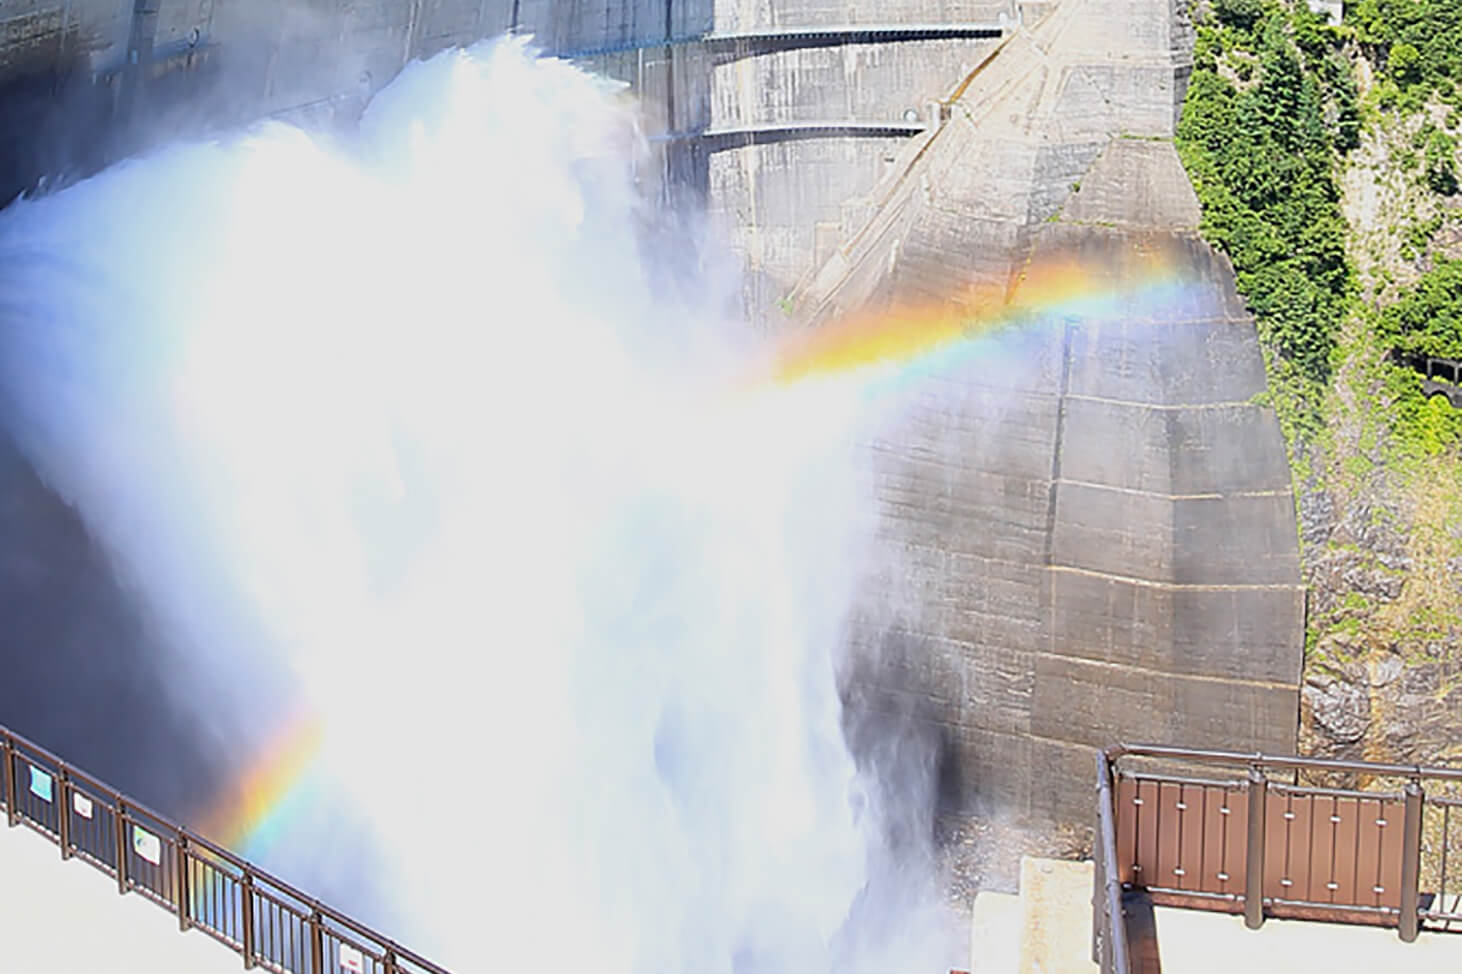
xmin=976 ymin=855 xmax=1462 ymax=973
xmin=969 ymin=856 xmax=1098 ymax=974
xmin=1015 ymin=857 xmax=1098 ymax=974
xmin=970 ymin=890 xmax=1021 ymax=974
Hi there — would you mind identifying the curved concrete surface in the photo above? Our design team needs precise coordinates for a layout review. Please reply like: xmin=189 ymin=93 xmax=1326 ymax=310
xmin=804 ymin=0 xmax=1303 ymax=830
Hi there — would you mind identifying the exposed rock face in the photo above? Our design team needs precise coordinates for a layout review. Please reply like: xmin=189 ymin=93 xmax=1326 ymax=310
xmin=801 ymin=0 xmax=1304 ymax=834
xmin=1297 ymin=91 xmax=1462 ymax=778
xmin=1297 ymin=464 xmax=1462 ymax=770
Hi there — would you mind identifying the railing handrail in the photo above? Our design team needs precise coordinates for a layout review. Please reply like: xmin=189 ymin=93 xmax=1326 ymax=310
xmin=1107 ymin=742 xmax=1462 ymax=783
xmin=1 ymin=721 xmax=450 ymax=973
xmin=1099 ymin=742 xmax=1455 ymax=951
xmin=1094 ymin=749 xmax=1132 ymax=974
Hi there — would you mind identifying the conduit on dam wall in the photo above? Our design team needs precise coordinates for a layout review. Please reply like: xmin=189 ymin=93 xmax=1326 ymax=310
xmin=0 ymin=0 xmax=1303 ymax=846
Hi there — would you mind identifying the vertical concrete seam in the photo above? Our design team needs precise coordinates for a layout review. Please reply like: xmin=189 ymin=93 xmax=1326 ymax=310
xmin=402 ymin=0 xmax=423 ymax=66
xmin=56 ymin=0 xmax=73 ymax=75
xmin=1044 ymin=317 xmax=1076 ymax=648
xmin=118 ymin=0 xmax=160 ymax=131
xmin=663 ymin=0 xmax=675 ymax=131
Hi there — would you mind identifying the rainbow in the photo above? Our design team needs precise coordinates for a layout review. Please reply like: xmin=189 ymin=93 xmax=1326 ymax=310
xmin=198 ymin=710 xmax=325 ymax=858
xmin=767 ymin=246 xmax=1193 ymax=386
xmin=200 ymin=244 xmax=1200 ymax=858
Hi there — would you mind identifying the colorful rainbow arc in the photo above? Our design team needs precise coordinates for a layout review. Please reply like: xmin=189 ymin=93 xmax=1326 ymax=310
xmin=202 ymin=247 xmax=1198 ymax=859
xmin=198 ymin=711 xmax=326 ymax=858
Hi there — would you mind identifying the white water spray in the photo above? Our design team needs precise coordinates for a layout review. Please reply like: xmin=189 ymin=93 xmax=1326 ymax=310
xmin=0 ymin=38 xmax=952 ymax=974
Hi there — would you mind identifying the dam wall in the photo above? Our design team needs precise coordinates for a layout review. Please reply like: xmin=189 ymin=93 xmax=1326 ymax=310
xmin=0 ymin=0 xmax=1305 ymax=844
xmin=804 ymin=0 xmax=1305 ymax=830
xmin=0 ymin=0 xmax=1012 ymax=310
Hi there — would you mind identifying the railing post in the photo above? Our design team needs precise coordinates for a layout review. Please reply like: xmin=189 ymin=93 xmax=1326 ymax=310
xmin=57 ymin=766 xmax=71 ymax=860
xmin=175 ymin=832 xmax=191 ymax=932
xmin=1400 ymin=779 xmax=1424 ymax=943
xmin=240 ymin=870 xmax=256 ymax=970
xmin=115 ymin=799 xmax=129 ymax=895
xmin=1093 ymin=749 xmax=1129 ymax=974
xmin=1093 ymin=753 xmax=1109 ymax=968
xmin=384 ymin=948 xmax=399 ymax=974
xmin=310 ymin=908 xmax=324 ymax=974
xmin=4 ymin=733 xmax=17 ymax=828
xmin=1092 ymin=828 xmax=1106 ymax=968
xmin=1245 ymin=765 xmax=1267 ymax=930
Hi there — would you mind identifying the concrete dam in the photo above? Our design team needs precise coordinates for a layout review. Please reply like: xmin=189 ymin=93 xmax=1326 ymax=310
xmin=0 ymin=0 xmax=1302 ymax=870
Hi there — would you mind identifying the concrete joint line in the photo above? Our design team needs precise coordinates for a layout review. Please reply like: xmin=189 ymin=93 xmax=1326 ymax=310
xmin=1029 ymin=650 xmax=1299 ymax=692
xmin=1047 ymin=563 xmax=1304 ymax=593
xmin=1063 ymin=393 xmax=1269 ymax=411
xmin=1054 ymin=478 xmax=1292 ymax=501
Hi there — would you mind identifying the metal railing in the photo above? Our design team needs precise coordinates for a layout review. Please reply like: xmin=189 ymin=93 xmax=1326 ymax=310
xmin=1093 ymin=744 xmax=1462 ymax=972
xmin=1093 ymin=749 xmax=1132 ymax=974
xmin=1396 ymin=353 xmax=1462 ymax=408
xmin=551 ymin=23 xmax=1005 ymax=61
xmin=0 ymin=723 xmax=451 ymax=974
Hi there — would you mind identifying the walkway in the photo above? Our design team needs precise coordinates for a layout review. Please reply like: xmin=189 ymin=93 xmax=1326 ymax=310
xmin=971 ymin=857 xmax=1462 ymax=973
xmin=1 ymin=816 xmax=240 ymax=974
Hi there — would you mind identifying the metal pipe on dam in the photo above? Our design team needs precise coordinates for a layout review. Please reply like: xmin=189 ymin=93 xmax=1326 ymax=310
xmin=0 ymin=0 xmax=1303 ymax=923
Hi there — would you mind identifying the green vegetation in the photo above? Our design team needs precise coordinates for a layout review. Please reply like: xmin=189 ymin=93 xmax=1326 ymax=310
xmin=1423 ymin=126 xmax=1458 ymax=194
xmin=1379 ymin=259 xmax=1462 ymax=357
xmin=1348 ymin=0 xmax=1462 ymax=108
xmin=1179 ymin=1 xmax=1462 ymax=685
xmin=1215 ymin=0 xmax=1267 ymax=29
xmin=1177 ymin=3 xmax=1355 ymax=402
xmin=1402 ymin=213 xmax=1443 ymax=259
xmin=1179 ymin=0 xmax=1462 ymax=459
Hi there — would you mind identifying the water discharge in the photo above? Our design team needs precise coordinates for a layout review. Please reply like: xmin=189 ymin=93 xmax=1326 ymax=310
xmin=0 ymin=37 xmax=953 ymax=974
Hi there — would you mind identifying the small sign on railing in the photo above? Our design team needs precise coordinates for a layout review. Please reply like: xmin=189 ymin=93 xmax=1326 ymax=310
xmin=133 ymin=826 xmax=162 ymax=865
xmin=340 ymin=944 xmax=365 ymax=973
xmin=0 ymin=721 xmax=452 ymax=974
xmin=28 ymin=766 xmax=52 ymax=802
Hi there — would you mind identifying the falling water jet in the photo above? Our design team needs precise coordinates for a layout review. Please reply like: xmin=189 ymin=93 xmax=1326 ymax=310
xmin=0 ymin=35 xmax=957 ymax=974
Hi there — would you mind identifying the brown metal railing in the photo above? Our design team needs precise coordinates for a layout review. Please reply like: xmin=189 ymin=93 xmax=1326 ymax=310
xmin=1093 ymin=744 xmax=1462 ymax=972
xmin=1093 ymin=749 xmax=1132 ymax=974
xmin=0 ymin=722 xmax=451 ymax=974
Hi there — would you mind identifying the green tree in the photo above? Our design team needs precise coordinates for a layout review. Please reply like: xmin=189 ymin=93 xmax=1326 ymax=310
xmin=1425 ymin=129 xmax=1458 ymax=194
xmin=1177 ymin=11 xmax=1353 ymax=384
xmin=1390 ymin=41 xmax=1423 ymax=85
xmin=1215 ymin=0 xmax=1266 ymax=30
xmin=1380 ymin=260 xmax=1462 ymax=357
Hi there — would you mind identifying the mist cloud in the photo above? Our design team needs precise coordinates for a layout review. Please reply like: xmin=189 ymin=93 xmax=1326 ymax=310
xmin=0 ymin=36 xmax=955 ymax=974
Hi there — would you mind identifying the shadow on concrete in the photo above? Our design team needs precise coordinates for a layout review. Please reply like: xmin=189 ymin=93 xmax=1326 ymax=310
xmin=0 ymin=63 xmax=118 ymax=209
xmin=0 ymin=430 xmax=228 ymax=820
xmin=1123 ymin=889 xmax=1164 ymax=974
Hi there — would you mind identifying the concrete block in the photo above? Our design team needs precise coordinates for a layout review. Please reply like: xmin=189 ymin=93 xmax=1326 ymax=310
xmin=1058 ymin=397 xmax=1172 ymax=495
xmin=1051 ymin=481 xmax=1174 ymax=581
xmin=970 ymin=890 xmax=1021 ymax=974
xmin=1016 ymin=856 xmax=1099 ymax=973
xmin=1048 ymin=569 xmax=1174 ymax=668
xmin=1172 ymin=493 xmax=1301 ymax=585
xmin=1059 ymin=137 xmax=1199 ymax=229
xmin=1169 ymin=405 xmax=1293 ymax=494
